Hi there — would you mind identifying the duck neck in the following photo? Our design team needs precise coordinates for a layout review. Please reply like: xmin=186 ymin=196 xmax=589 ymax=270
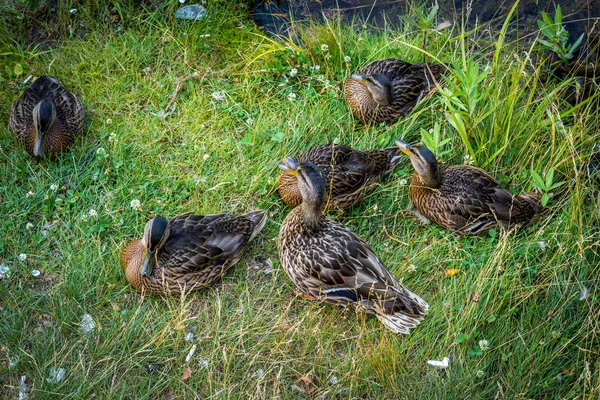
xmin=415 ymin=169 xmax=440 ymax=189
xmin=301 ymin=199 xmax=323 ymax=230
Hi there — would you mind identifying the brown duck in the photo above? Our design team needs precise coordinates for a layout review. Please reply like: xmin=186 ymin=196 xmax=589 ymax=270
xmin=121 ymin=211 xmax=267 ymax=294
xmin=10 ymin=76 xmax=84 ymax=158
xmin=278 ymin=143 xmax=402 ymax=212
xmin=345 ymin=58 xmax=446 ymax=125
xmin=396 ymin=140 xmax=543 ymax=234
xmin=278 ymin=157 xmax=428 ymax=334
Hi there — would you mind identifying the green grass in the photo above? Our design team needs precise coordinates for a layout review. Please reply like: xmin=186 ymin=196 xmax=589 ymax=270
xmin=1 ymin=1 xmax=599 ymax=398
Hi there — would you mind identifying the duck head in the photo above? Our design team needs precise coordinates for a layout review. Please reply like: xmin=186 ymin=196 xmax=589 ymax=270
xmin=395 ymin=139 xmax=440 ymax=188
xmin=140 ymin=215 xmax=170 ymax=277
xmin=351 ymin=73 xmax=393 ymax=105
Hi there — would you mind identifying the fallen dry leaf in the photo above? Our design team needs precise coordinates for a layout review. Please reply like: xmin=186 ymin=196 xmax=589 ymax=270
xmin=444 ymin=269 xmax=459 ymax=278
xmin=300 ymin=372 xmax=317 ymax=398
xmin=182 ymin=367 xmax=193 ymax=381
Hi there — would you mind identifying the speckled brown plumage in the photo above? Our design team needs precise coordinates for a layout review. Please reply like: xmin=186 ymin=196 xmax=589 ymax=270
xmin=10 ymin=76 xmax=84 ymax=158
xmin=278 ymin=143 xmax=401 ymax=212
xmin=278 ymin=158 xmax=428 ymax=334
xmin=121 ymin=211 xmax=267 ymax=295
xmin=397 ymin=140 xmax=543 ymax=234
xmin=345 ymin=58 xmax=446 ymax=125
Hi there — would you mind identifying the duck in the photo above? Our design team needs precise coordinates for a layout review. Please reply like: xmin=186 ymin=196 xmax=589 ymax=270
xmin=345 ymin=58 xmax=446 ymax=125
xmin=277 ymin=143 xmax=402 ymax=212
xmin=396 ymin=139 xmax=543 ymax=234
xmin=120 ymin=211 xmax=267 ymax=294
xmin=278 ymin=157 xmax=428 ymax=334
xmin=10 ymin=76 xmax=84 ymax=158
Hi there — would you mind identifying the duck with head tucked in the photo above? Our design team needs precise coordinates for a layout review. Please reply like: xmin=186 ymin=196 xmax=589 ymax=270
xmin=345 ymin=58 xmax=446 ymax=125
xmin=278 ymin=142 xmax=402 ymax=212
xmin=396 ymin=139 xmax=543 ymax=234
xmin=121 ymin=211 xmax=267 ymax=294
xmin=278 ymin=157 xmax=428 ymax=334
xmin=10 ymin=76 xmax=84 ymax=158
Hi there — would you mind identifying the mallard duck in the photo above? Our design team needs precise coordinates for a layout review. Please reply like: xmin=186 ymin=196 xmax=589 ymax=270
xmin=396 ymin=140 xmax=543 ymax=234
xmin=121 ymin=211 xmax=267 ymax=294
xmin=10 ymin=76 xmax=84 ymax=158
xmin=345 ymin=58 xmax=446 ymax=125
xmin=278 ymin=157 xmax=428 ymax=334
xmin=278 ymin=143 xmax=402 ymax=212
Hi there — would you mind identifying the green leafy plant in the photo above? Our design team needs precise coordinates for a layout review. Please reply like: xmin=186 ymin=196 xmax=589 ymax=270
xmin=536 ymin=6 xmax=585 ymax=63
xmin=530 ymin=167 xmax=566 ymax=206
xmin=420 ymin=122 xmax=451 ymax=158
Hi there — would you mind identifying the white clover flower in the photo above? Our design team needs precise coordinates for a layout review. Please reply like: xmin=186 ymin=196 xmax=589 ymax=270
xmin=476 ymin=369 xmax=484 ymax=378
xmin=26 ymin=222 xmax=34 ymax=230
xmin=0 ymin=264 xmax=10 ymax=279
xmin=203 ymin=154 xmax=210 ymax=161
xmin=478 ymin=339 xmax=489 ymax=351
xmin=372 ymin=204 xmax=379 ymax=212
xmin=329 ymin=376 xmax=338 ymax=384
xmin=333 ymin=137 xmax=340 ymax=144
xmin=19 ymin=253 xmax=27 ymax=262
xmin=31 ymin=269 xmax=41 ymax=277
xmin=108 ymin=132 xmax=117 ymax=143
xmin=287 ymin=92 xmax=297 ymax=100
xmin=321 ymin=44 xmax=329 ymax=52
xmin=246 ymin=118 xmax=254 ymax=125
xmin=50 ymin=184 xmax=58 ymax=191
xmin=344 ymin=55 xmax=351 ymax=63
xmin=106 ymin=118 xmax=112 ymax=124
xmin=26 ymin=191 xmax=35 ymax=198
xmin=88 ymin=209 xmax=98 ymax=218
xmin=130 ymin=199 xmax=141 ymax=210
xmin=96 ymin=147 xmax=107 ymax=157
xmin=408 ymin=264 xmax=417 ymax=272
xmin=399 ymin=178 xmax=408 ymax=186
xmin=463 ymin=154 xmax=474 ymax=165
xmin=289 ymin=68 xmax=298 ymax=77
xmin=314 ymin=65 xmax=320 ymax=72
xmin=198 ymin=359 xmax=208 ymax=367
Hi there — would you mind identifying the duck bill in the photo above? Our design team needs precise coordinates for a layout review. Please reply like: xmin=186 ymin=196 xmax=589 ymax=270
xmin=351 ymin=73 xmax=367 ymax=85
xmin=278 ymin=156 xmax=300 ymax=176
xmin=141 ymin=249 xmax=155 ymax=277
xmin=395 ymin=139 xmax=412 ymax=156
xmin=33 ymin=132 xmax=44 ymax=158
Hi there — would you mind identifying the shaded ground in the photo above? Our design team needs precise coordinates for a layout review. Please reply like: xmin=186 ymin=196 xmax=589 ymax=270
xmin=250 ymin=0 xmax=600 ymax=43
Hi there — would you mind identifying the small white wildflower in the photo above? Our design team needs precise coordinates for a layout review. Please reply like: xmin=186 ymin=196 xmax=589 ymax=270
xmin=179 ymin=0 xmax=185 ymax=3
xmin=288 ymin=92 xmax=297 ymax=100
xmin=50 ymin=184 xmax=58 ymax=191
xmin=211 ymin=91 xmax=226 ymax=101
xmin=142 ymin=67 xmax=151 ymax=73
xmin=255 ymin=368 xmax=264 ymax=377
xmin=463 ymin=154 xmax=474 ymax=165
xmin=26 ymin=191 xmax=35 ymax=198
xmin=372 ymin=204 xmax=379 ymax=212
xmin=289 ymin=68 xmax=298 ymax=77
xmin=321 ymin=43 xmax=329 ymax=52
xmin=475 ymin=369 xmax=484 ymax=378
xmin=537 ymin=241 xmax=548 ymax=251
xmin=344 ymin=55 xmax=351 ymax=63
xmin=198 ymin=359 xmax=208 ymax=367
xmin=333 ymin=137 xmax=340 ymax=144
xmin=41 ymin=230 xmax=48 ymax=237
xmin=399 ymin=178 xmax=408 ymax=186
xmin=130 ymin=199 xmax=141 ymax=210
xmin=88 ymin=209 xmax=98 ymax=218
xmin=18 ymin=254 xmax=27 ymax=262
xmin=479 ymin=339 xmax=489 ymax=351
xmin=108 ymin=132 xmax=117 ymax=143
xmin=329 ymin=376 xmax=338 ymax=384
xmin=246 ymin=118 xmax=254 ymax=125
xmin=106 ymin=118 xmax=112 ymax=124
xmin=0 ymin=264 xmax=10 ymax=279
xmin=46 ymin=368 xmax=66 ymax=384
xmin=539 ymin=340 xmax=546 ymax=345
xmin=9 ymin=358 xmax=17 ymax=368
xmin=25 ymin=222 xmax=34 ymax=230
xmin=96 ymin=147 xmax=107 ymax=157
xmin=408 ymin=264 xmax=417 ymax=272
xmin=31 ymin=269 xmax=41 ymax=277
xmin=427 ymin=357 xmax=449 ymax=369
xmin=203 ymin=154 xmax=210 ymax=161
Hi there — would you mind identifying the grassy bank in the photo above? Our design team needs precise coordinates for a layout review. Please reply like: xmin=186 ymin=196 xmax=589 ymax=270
xmin=0 ymin=1 xmax=598 ymax=398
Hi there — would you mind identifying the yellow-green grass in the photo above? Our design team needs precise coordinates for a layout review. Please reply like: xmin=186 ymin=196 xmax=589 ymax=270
xmin=0 ymin=1 xmax=598 ymax=398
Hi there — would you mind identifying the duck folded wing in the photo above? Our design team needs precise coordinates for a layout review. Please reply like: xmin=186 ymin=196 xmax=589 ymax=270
xmin=362 ymin=58 xmax=415 ymax=77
